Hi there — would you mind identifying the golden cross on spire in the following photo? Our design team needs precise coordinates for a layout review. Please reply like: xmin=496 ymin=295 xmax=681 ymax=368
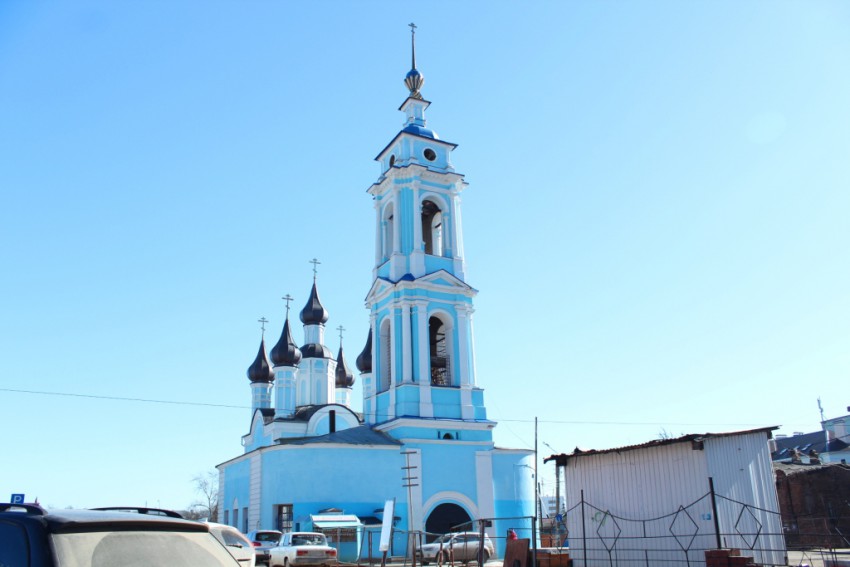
xmin=409 ymin=22 xmax=418 ymax=69
xmin=309 ymin=258 xmax=321 ymax=280
xmin=282 ymin=294 xmax=294 ymax=316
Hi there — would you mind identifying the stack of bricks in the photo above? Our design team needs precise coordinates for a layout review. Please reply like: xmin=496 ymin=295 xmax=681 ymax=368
xmin=705 ymin=548 xmax=758 ymax=566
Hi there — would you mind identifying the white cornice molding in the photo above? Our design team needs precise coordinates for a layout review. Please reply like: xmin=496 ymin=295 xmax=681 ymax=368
xmin=491 ymin=448 xmax=536 ymax=455
xmin=365 ymin=272 xmax=478 ymax=306
xmin=398 ymin=438 xmax=495 ymax=447
xmin=375 ymin=417 xmax=496 ymax=433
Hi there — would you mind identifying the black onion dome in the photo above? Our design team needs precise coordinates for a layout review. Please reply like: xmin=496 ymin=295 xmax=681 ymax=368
xmin=300 ymin=282 xmax=329 ymax=325
xmin=247 ymin=339 xmax=274 ymax=383
xmin=270 ymin=318 xmax=302 ymax=366
xmin=335 ymin=345 xmax=355 ymax=388
xmin=300 ymin=343 xmax=334 ymax=359
xmin=355 ymin=329 xmax=373 ymax=373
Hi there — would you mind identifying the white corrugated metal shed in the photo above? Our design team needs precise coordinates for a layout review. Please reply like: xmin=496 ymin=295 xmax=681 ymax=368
xmin=546 ymin=428 xmax=785 ymax=567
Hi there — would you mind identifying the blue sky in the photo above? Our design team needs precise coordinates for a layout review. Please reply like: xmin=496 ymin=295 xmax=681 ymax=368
xmin=1 ymin=1 xmax=848 ymax=511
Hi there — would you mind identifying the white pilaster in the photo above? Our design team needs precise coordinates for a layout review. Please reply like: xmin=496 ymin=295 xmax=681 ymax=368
xmin=411 ymin=186 xmax=426 ymax=277
xmin=468 ymin=313 xmax=478 ymax=387
xmin=388 ymin=309 xmax=397 ymax=419
xmin=457 ymin=305 xmax=474 ymax=419
xmin=451 ymin=192 xmax=466 ymax=280
xmin=475 ymin=451 xmax=496 ymax=536
xmin=401 ymin=303 xmax=412 ymax=382
xmin=415 ymin=301 xmax=433 ymax=417
xmin=456 ymin=306 xmax=471 ymax=386
xmin=249 ymin=453 xmax=262 ymax=531
xmin=392 ymin=189 xmax=401 ymax=254
xmin=374 ymin=200 xmax=382 ymax=272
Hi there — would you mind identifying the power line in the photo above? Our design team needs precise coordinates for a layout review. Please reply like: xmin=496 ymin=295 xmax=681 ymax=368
xmin=0 ymin=387 xmax=249 ymax=409
xmin=497 ymin=418 xmax=777 ymax=427
xmin=0 ymin=387 xmax=824 ymax=429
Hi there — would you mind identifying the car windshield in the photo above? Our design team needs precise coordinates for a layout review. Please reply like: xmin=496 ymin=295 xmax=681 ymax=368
xmin=435 ymin=534 xmax=456 ymax=545
xmin=255 ymin=532 xmax=281 ymax=543
xmin=52 ymin=530 xmax=238 ymax=567
xmin=292 ymin=534 xmax=326 ymax=546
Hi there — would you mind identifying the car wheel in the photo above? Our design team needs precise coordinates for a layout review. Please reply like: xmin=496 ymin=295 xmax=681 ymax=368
xmin=284 ymin=558 xmax=289 ymax=567
xmin=482 ymin=551 xmax=490 ymax=564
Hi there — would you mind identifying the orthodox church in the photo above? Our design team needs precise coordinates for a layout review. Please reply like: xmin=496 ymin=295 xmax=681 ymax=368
xmin=216 ymin=29 xmax=534 ymax=556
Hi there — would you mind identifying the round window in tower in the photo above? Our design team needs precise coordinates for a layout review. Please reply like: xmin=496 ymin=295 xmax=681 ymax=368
xmin=423 ymin=148 xmax=437 ymax=162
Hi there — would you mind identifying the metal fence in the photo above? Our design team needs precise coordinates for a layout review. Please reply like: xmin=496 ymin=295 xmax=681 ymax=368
xmin=341 ymin=507 xmax=850 ymax=566
xmin=354 ymin=516 xmax=536 ymax=567
xmin=564 ymin=489 xmax=794 ymax=567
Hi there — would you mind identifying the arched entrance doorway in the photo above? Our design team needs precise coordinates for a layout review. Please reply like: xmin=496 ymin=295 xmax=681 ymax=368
xmin=424 ymin=503 xmax=472 ymax=542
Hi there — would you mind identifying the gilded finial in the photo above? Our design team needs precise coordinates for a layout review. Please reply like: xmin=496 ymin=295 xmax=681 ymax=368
xmin=404 ymin=23 xmax=424 ymax=99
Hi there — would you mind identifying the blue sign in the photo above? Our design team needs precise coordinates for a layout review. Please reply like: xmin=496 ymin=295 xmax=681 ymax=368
xmin=10 ymin=494 xmax=25 ymax=504
xmin=555 ymin=513 xmax=564 ymax=523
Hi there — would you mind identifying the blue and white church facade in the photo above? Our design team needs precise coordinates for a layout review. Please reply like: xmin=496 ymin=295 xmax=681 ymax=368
xmin=217 ymin=32 xmax=534 ymax=556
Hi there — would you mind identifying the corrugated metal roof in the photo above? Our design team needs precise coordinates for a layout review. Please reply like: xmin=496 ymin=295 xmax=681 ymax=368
xmin=544 ymin=426 xmax=778 ymax=464
xmin=771 ymin=430 xmax=848 ymax=460
xmin=311 ymin=514 xmax=362 ymax=528
xmin=311 ymin=514 xmax=360 ymax=523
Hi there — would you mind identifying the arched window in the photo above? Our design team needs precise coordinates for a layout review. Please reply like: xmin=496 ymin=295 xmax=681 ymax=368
xmin=379 ymin=319 xmax=392 ymax=391
xmin=383 ymin=204 xmax=395 ymax=260
xmin=429 ymin=316 xmax=451 ymax=386
xmin=421 ymin=200 xmax=444 ymax=256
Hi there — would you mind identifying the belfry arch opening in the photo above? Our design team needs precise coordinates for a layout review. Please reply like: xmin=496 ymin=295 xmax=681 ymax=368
xmin=429 ymin=316 xmax=450 ymax=386
xmin=421 ymin=200 xmax=444 ymax=256
xmin=425 ymin=503 xmax=472 ymax=542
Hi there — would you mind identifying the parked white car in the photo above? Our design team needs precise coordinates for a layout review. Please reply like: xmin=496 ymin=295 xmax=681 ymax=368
xmin=268 ymin=531 xmax=338 ymax=567
xmin=207 ymin=522 xmax=257 ymax=567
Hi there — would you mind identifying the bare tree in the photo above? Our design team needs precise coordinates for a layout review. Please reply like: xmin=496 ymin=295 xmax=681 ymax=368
xmin=189 ymin=471 xmax=219 ymax=521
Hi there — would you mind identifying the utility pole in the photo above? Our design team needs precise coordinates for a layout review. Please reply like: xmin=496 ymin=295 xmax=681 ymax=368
xmin=401 ymin=450 xmax=419 ymax=564
xmin=532 ymin=417 xmax=538 ymax=567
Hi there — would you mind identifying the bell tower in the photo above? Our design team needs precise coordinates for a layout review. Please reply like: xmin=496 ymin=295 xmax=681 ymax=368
xmin=362 ymin=26 xmax=489 ymax=438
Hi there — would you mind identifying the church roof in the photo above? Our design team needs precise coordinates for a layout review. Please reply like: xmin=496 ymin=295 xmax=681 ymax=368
xmin=273 ymin=404 xmax=362 ymax=424
xmin=335 ymin=344 xmax=355 ymax=388
xmin=300 ymin=281 xmax=329 ymax=325
xmin=247 ymin=338 xmax=274 ymax=383
xmin=374 ymin=130 xmax=457 ymax=163
xmin=301 ymin=343 xmax=334 ymax=359
xmin=270 ymin=317 xmax=302 ymax=367
xmin=276 ymin=425 xmax=401 ymax=447
xmin=355 ymin=329 xmax=372 ymax=373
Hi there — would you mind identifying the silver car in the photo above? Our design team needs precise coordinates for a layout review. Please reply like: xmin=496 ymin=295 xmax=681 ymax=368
xmin=248 ymin=529 xmax=283 ymax=566
xmin=418 ymin=532 xmax=495 ymax=565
